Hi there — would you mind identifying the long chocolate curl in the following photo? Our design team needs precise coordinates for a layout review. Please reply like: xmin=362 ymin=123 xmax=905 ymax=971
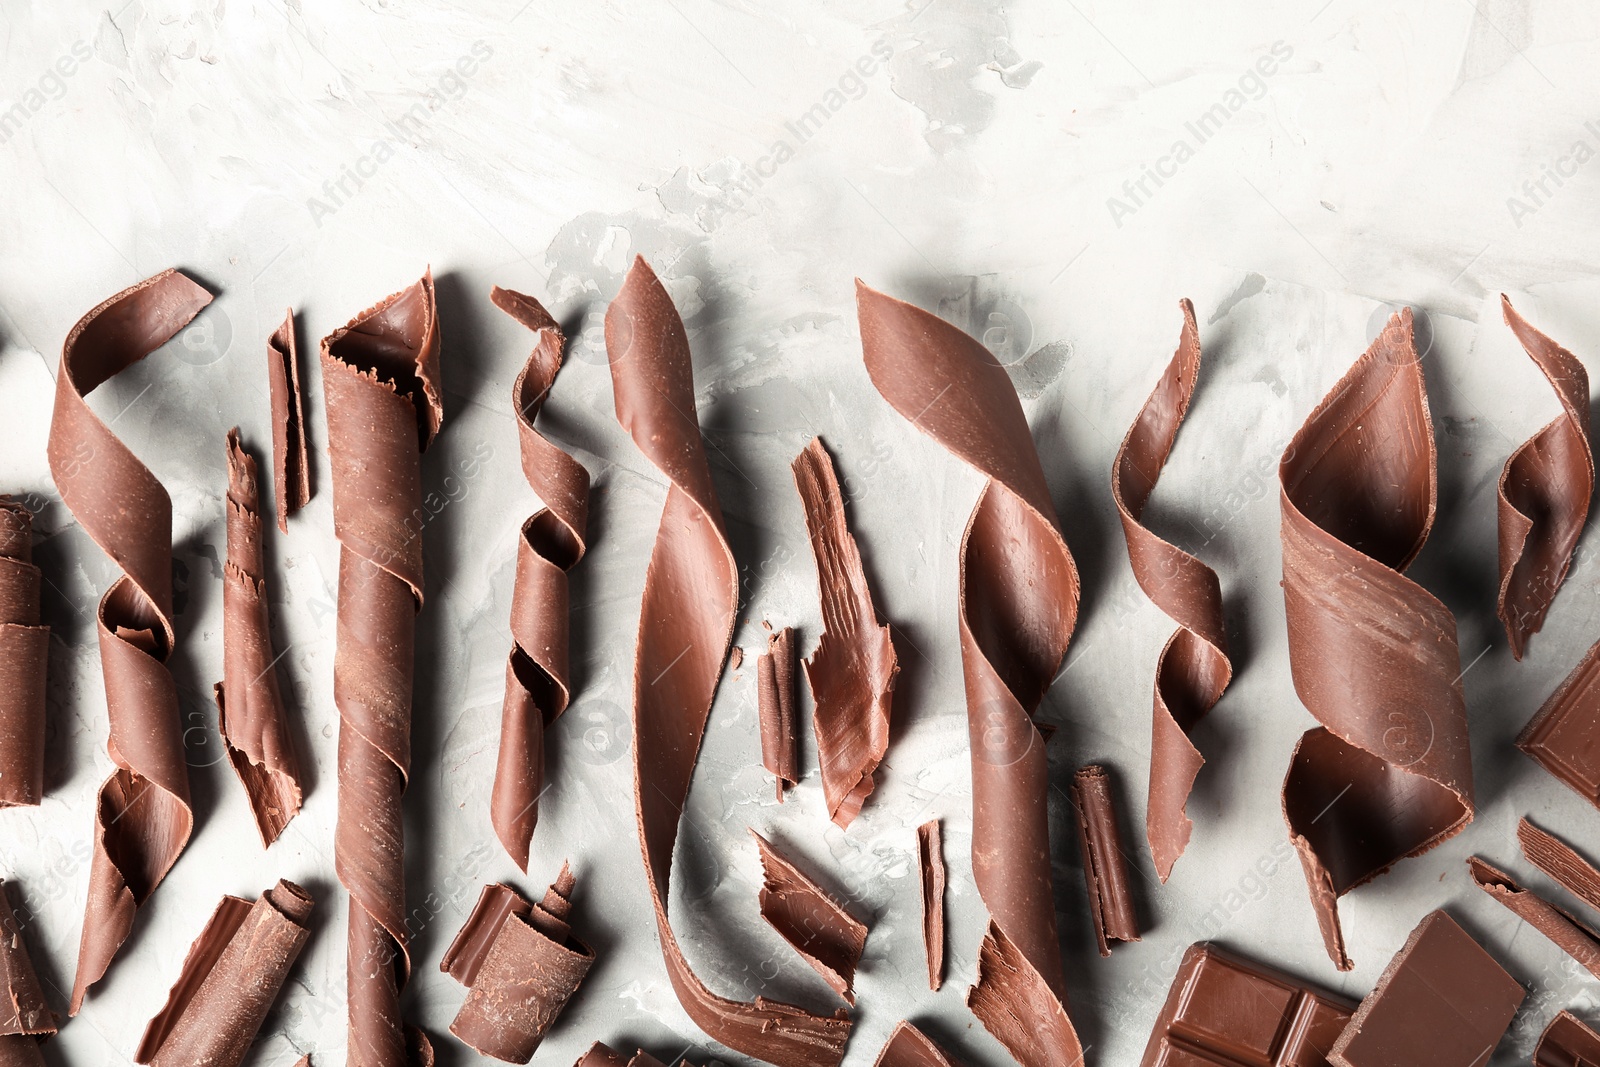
xmin=1279 ymin=309 xmax=1472 ymax=971
xmin=322 ymin=271 xmax=442 ymax=1066
xmin=487 ymin=287 xmax=589 ymax=872
xmin=605 ymin=257 xmax=849 ymax=1066
xmin=0 ymin=880 xmax=57 ymax=1067
xmin=48 ymin=269 xmax=206 ymax=1014
xmin=1110 ymin=300 xmax=1231 ymax=881
xmin=857 ymin=282 xmax=1084 ymax=1066
xmin=216 ymin=429 xmax=303 ymax=845
xmin=1497 ymin=295 xmax=1592 ymax=660
xmin=0 ymin=499 xmax=47 ymax=808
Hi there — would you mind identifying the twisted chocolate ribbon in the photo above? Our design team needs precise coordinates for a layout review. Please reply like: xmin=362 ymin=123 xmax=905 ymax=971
xmin=48 ymin=269 xmax=206 ymax=1014
xmin=1497 ymin=295 xmax=1592 ymax=660
xmin=1110 ymin=300 xmax=1231 ymax=882
xmin=0 ymin=498 xmax=47 ymax=808
xmin=487 ymin=287 xmax=589 ymax=872
xmin=606 ymin=257 xmax=849 ymax=1067
xmin=1279 ymin=309 xmax=1472 ymax=971
xmin=322 ymin=271 xmax=442 ymax=1066
xmin=857 ymin=282 xmax=1083 ymax=1066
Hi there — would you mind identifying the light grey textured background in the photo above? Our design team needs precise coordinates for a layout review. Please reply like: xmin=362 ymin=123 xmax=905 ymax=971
xmin=2 ymin=1 xmax=1600 ymax=1064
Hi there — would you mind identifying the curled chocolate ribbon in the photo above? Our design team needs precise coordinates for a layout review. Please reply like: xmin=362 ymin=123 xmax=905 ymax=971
xmin=267 ymin=310 xmax=311 ymax=531
xmin=487 ymin=287 xmax=589 ymax=872
xmin=0 ymin=498 xmax=47 ymax=808
xmin=1111 ymin=299 xmax=1231 ymax=881
xmin=0 ymin=880 xmax=57 ymax=1067
xmin=857 ymin=282 xmax=1083 ymax=1066
xmin=48 ymin=269 xmax=206 ymax=1013
xmin=322 ymin=271 xmax=442 ymax=1066
xmin=1497 ymin=295 xmax=1592 ymax=660
xmin=1279 ymin=309 xmax=1472 ymax=971
xmin=606 ymin=257 xmax=849 ymax=1066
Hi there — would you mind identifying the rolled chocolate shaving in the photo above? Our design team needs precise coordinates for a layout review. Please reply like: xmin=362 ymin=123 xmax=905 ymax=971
xmin=486 ymin=287 xmax=589 ymax=872
xmin=751 ymin=831 xmax=867 ymax=1005
xmin=1520 ymin=817 xmax=1600 ymax=913
xmin=47 ymin=269 xmax=207 ymax=1013
xmin=135 ymin=879 xmax=313 ymax=1067
xmin=0 ymin=879 xmax=57 ymax=1067
xmin=792 ymin=437 xmax=898 ymax=827
xmin=267 ymin=310 xmax=311 ymax=532
xmin=216 ymin=429 xmax=303 ymax=846
xmin=1535 ymin=1011 xmax=1600 ymax=1066
xmin=574 ymin=1043 xmax=668 ymax=1067
xmin=1467 ymin=856 xmax=1600 ymax=979
xmin=1518 ymin=638 xmax=1600 ymax=810
xmin=1497 ymin=295 xmax=1592 ymax=660
xmin=440 ymin=863 xmax=593 ymax=1063
xmin=0 ymin=499 xmax=47 ymax=809
xmin=757 ymin=626 xmax=798 ymax=802
xmin=873 ymin=1021 xmax=963 ymax=1067
xmin=605 ymin=257 xmax=850 ymax=1066
xmin=857 ymin=282 xmax=1084 ymax=1064
xmin=1070 ymin=764 xmax=1140 ymax=956
xmin=917 ymin=818 xmax=944 ymax=991
xmin=1278 ymin=309 xmax=1472 ymax=971
xmin=1110 ymin=299 xmax=1231 ymax=882
xmin=322 ymin=271 xmax=443 ymax=1067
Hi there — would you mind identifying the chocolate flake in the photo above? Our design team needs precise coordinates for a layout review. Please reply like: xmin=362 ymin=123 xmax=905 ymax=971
xmin=873 ymin=1021 xmax=964 ymax=1067
xmin=757 ymin=626 xmax=798 ymax=802
xmin=0 ymin=879 xmax=57 ymax=1067
xmin=1534 ymin=1011 xmax=1600 ymax=1066
xmin=267 ymin=309 xmax=311 ymax=531
xmin=917 ymin=818 xmax=945 ymax=990
xmin=1468 ymin=855 xmax=1600 ymax=980
xmin=1070 ymin=764 xmax=1140 ymax=956
xmin=1520 ymin=817 xmax=1600 ymax=914
xmin=1518 ymin=638 xmax=1600 ymax=812
xmin=0 ymin=499 xmax=47 ymax=808
xmin=751 ymin=831 xmax=867 ymax=1005
xmin=574 ymin=1043 xmax=668 ymax=1067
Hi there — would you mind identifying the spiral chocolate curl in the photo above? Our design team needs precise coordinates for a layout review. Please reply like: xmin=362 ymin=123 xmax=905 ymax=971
xmin=0 ymin=498 xmax=47 ymax=808
xmin=48 ymin=269 xmax=207 ymax=1014
xmin=606 ymin=257 xmax=850 ymax=1067
xmin=487 ymin=287 xmax=589 ymax=872
xmin=1497 ymin=295 xmax=1592 ymax=660
xmin=1279 ymin=309 xmax=1472 ymax=971
xmin=322 ymin=271 xmax=442 ymax=1066
xmin=857 ymin=282 xmax=1084 ymax=1067
xmin=1110 ymin=300 xmax=1231 ymax=882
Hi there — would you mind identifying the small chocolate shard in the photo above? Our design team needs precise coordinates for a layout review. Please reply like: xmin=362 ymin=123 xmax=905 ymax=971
xmin=1535 ymin=1011 xmax=1600 ymax=1066
xmin=917 ymin=819 xmax=945 ymax=990
xmin=574 ymin=1044 xmax=669 ymax=1067
xmin=751 ymin=831 xmax=867 ymax=1005
xmin=965 ymin=922 xmax=1081 ymax=1067
xmin=0 ymin=499 xmax=47 ymax=809
xmin=267 ymin=309 xmax=311 ymax=531
xmin=1070 ymin=764 xmax=1140 ymax=956
xmin=1468 ymin=856 xmax=1600 ymax=979
xmin=873 ymin=1022 xmax=964 ymax=1067
xmin=1518 ymin=638 xmax=1600 ymax=812
xmin=0 ymin=880 xmax=57 ymax=1067
xmin=1521 ymin=818 xmax=1600 ymax=914
xmin=757 ymin=626 xmax=798 ymax=802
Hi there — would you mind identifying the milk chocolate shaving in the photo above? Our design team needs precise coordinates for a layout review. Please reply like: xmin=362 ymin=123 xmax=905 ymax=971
xmin=1520 ymin=817 xmax=1600 ymax=913
xmin=487 ymin=287 xmax=589 ymax=872
xmin=1111 ymin=300 xmax=1231 ymax=882
xmin=1535 ymin=1011 xmax=1600 ymax=1067
xmin=1497 ymin=296 xmax=1592 ymax=659
xmin=0 ymin=500 xmax=46 ymax=809
xmin=0 ymin=880 xmax=57 ymax=1067
xmin=606 ymin=257 xmax=850 ymax=1065
xmin=47 ymin=269 xmax=206 ymax=1013
xmin=322 ymin=271 xmax=442 ymax=1067
xmin=216 ymin=429 xmax=303 ymax=845
xmin=1279 ymin=309 xmax=1472 ymax=971
xmin=440 ymin=864 xmax=593 ymax=1063
xmin=1518 ymin=637 xmax=1600 ymax=811
xmin=574 ymin=1044 xmax=668 ymax=1067
xmin=917 ymin=818 xmax=945 ymax=991
xmin=757 ymin=626 xmax=798 ymax=801
xmin=751 ymin=831 xmax=867 ymax=1005
xmin=1070 ymin=764 xmax=1139 ymax=956
xmin=792 ymin=438 xmax=897 ymax=826
xmin=135 ymin=879 xmax=313 ymax=1067
xmin=268 ymin=310 xmax=311 ymax=531
xmin=857 ymin=282 xmax=1083 ymax=1065
xmin=873 ymin=1022 xmax=963 ymax=1067
xmin=1467 ymin=856 xmax=1600 ymax=979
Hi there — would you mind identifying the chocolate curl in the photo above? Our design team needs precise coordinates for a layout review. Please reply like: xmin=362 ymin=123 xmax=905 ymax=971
xmin=1467 ymin=856 xmax=1600 ymax=979
xmin=47 ymin=269 xmax=207 ymax=1013
xmin=267 ymin=310 xmax=311 ymax=532
xmin=1070 ymin=764 xmax=1140 ymax=956
xmin=487 ymin=287 xmax=589 ymax=872
xmin=216 ymin=429 xmax=303 ymax=846
xmin=0 ymin=880 xmax=58 ymax=1067
xmin=792 ymin=437 xmax=898 ymax=827
xmin=1278 ymin=310 xmax=1472 ymax=971
xmin=322 ymin=271 xmax=443 ymax=1067
xmin=857 ymin=282 xmax=1084 ymax=1065
xmin=0 ymin=499 xmax=47 ymax=808
xmin=1535 ymin=1011 xmax=1600 ymax=1066
xmin=605 ymin=257 xmax=850 ymax=1066
xmin=757 ymin=626 xmax=798 ymax=801
xmin=873 ymin=1022 xmax=964 ymax=1067
xmin=574 ymin=1043 xmax=668 ymax=1067
xmin=440 ymin=864 xmax=593 ymax=1063
xmin=135 ymin=880 xmax=313 ymax=1067
xmin=751 ymin=831 xmax=867 ymax=1005
xmin=1110 ymin=300 xmax=1231 ymax=882
xmin=1520 ymin=817 xmax=1600 ymax=913
xmin=1497 ymin=296 xmax=1592 ymax=660
xmin=917 ymin=818 xmax=945 ymax=991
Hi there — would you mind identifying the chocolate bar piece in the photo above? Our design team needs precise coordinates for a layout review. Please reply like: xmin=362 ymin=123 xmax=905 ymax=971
xmin=1521 ymin=642 xmax=1600 ymax=812
xmin=1534 ymin=1011 xmax=1600 ymax=1066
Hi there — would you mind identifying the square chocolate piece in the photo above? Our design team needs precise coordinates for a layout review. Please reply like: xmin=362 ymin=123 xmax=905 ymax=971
xmin=1519 ymin=637 xmax=1600 ymax=810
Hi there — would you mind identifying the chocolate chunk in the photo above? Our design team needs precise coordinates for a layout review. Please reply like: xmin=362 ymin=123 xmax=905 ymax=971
xmin=1330 ymin=910 xmax=1523 ymax=1067
xmin=1279 ymin=309 xmax=1472 ymax=971
xmin=0 ymin=880 xmax=57 ymax=1067
xmin=486 ymin=287 xmax=589 ymax=872
xmin=605 ymin=257 xmax=849 ymax=1065
xmin=757 ymin=626 xmax=798 ymax=801
xmin=857 ymin=282 xmax=1084 ymax=1065
xmin=136 ymin=880 xmax=313 ymax=1067
xmin=751 ymin=831 xmax=867 ymax=1004
xmin=215 ymin=429 xmax=303 ymax=845
xmin=1468 ymin=855 xmax=1600 ymax=979
xmin=918 ymin=818 xmax=945 ymax=990
xmin=792 ymin=437 xmax=898 ymax=827
xmin=1521 ymin=817 xmax=1600 ymax=913
xmin=48 ymin=269 xmax=207 ymax=1013
xmin=873 ymin=1021 xmax=964 ymax=1067
xmin=1518 ymin=638 xmax=1600 ymax=812
xmin=1139 ymin=942 xmax=1355 ymax=1067
xmin=1535 ymin=1011 xmax=1600 ymax=1066
xmin=322 ymin=270 xmax=443 ymax=1065
xmin=1070 ymin=764 xmax=1140 ymax=956
xmin=574 ymin=1043 xmax=668 ymax=1067
xmin=1497 ymin=295 xmax=1592 ymax=659
xmin=0 ymin=499 xmax=47 ymax=808
xmin=1111 ymin=299 xmax=1231 ymax=882
xmin=267 ymin=309 xmax=311 ymax=531
xmin=440 ymin=864 xmax=593 ymax=1063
